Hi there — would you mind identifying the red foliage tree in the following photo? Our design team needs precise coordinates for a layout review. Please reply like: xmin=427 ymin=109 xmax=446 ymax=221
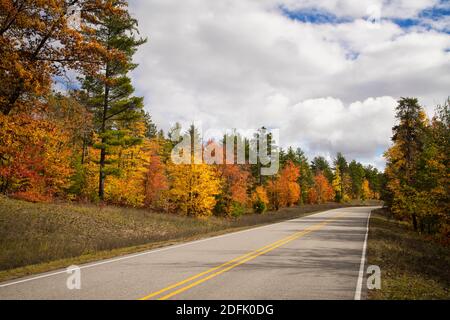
xmin=268 ymin=161 xmax=301 ymax=210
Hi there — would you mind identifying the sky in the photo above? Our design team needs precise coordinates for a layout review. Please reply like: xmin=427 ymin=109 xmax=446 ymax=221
xmin=128 ymin=0 xmax=450 ymax=169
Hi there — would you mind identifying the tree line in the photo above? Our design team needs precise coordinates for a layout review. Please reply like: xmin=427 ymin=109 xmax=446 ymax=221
xmin=0 ymin=1 xmax=407 ymax=220
xmin=383 ymin=97 xmax=449 ymax=238
xmin=0 ymin=0 xmax=382 ymax=217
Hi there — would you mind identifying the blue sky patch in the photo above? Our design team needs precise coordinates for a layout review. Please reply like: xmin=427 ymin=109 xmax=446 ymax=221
xmin=279 ymin=3 xmax=449 ymax=34
xmin=394 ymin=1 xmax=449 ymax=33
xmin=419 ymin=2 xmax=450 ymax=21
xmin=279 ymin=6 xmax=352 ymax=25
xmin=391 ymin=18 xmax=421 ymax=29
xmin=52 ymin=75 xmax=81 ymax=92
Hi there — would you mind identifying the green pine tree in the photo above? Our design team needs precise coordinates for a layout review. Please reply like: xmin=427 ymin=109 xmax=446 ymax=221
xmin=80 ymin=0 xmax=147 ymax=200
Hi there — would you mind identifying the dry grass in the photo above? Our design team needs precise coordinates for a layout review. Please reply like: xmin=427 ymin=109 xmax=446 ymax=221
xmin=367 ymin=208 xmax=450 ymax=300
xmin=0 ymin=196 xmax=357 ymax=281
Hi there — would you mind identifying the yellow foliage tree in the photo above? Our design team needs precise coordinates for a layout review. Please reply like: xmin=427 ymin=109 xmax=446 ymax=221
xmin=251 ymin=185 xmax=269 ymax=214
xmin=361 ymin=179 xmax=371 ymax=201
xmin=167 ymin=161 xmax=222 ymax=217
xmin=104 ymin=135 xmax=152 ymax=207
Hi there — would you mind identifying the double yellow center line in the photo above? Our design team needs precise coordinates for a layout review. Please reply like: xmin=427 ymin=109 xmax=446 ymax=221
xmin=139 ymin=212 xmax=344 ymax=300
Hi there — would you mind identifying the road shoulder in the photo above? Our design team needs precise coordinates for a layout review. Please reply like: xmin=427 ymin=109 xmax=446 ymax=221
xmin=367 ymin=208 xmax=450 ymax=299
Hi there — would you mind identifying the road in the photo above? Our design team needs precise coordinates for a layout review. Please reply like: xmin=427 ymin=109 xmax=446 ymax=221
xmin=0 ymin=206 xmax=376 ymax=300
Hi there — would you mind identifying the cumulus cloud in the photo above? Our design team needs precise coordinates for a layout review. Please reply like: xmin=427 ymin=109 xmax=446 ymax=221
xmin=129 ymin=0 xmax=450 ymax=168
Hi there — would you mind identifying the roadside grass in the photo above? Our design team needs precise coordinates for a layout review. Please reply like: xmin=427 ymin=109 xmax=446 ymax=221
xmin=367 ymin=208 xmax=450 ymax=300
xmin=0 ymin=196 xmax=365 ymax=282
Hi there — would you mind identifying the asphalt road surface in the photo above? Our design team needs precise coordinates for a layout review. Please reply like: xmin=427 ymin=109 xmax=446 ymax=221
xmin=0 ymin=206 xmax=377 ymax=300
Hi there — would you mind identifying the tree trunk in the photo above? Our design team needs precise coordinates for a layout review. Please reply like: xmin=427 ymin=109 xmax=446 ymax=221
xmin=98 ymin=64 xmax=110 ymax=200
xmin=98 ymin=145 xmax=106 ymax=200
xmin=412 ymin=213 xmax=418 ymax=231
xmin=81 ymin=133 xmax=87 ymax=165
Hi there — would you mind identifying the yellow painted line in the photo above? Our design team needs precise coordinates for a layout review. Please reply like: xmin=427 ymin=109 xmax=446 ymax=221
xmin=157 ymin=215 xmax=341 ymax=300
xmin=140 ymin=213 xmax=344 ymax=300
xmin=139 ymin=230 xmax=302 ymax=300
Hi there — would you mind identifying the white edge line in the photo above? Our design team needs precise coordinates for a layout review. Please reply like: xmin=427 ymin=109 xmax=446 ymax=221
xmin=0 ymin=207 xmax=346 ymax=288
xmin=354 ymin=210 xmax=372 ymax=300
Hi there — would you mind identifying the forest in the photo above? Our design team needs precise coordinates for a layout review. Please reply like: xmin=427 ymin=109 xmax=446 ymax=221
xmin=0 ymin=1 xmax=448 ymax=239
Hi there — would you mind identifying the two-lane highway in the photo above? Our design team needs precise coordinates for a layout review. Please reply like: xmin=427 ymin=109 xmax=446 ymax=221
xmin=0 ymin=206 xmax=376 ymax=300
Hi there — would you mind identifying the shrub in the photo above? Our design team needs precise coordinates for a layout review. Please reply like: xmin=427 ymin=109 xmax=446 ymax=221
xmin=253 ymin=199 xmax=267 ymax=214
xmin=230 ymin=201 xmax=245 ymax=217
xmin=251 ymin=186 xmax=269 ymax=214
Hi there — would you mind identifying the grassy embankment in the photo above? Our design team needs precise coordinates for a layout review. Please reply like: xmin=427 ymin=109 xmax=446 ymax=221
xmin=0 ymin=196 xmax=371 ymax=282
xmin=367 ymin=208 xmax=450 ymax=299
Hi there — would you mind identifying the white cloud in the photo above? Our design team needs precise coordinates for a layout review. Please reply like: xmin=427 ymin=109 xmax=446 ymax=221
xmin=129 ymin=0 xmax=450 ymax=169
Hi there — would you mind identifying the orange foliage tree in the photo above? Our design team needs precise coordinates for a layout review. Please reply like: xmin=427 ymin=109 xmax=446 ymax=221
xmin=144 ymin=141 xmax=168 ymax=209
xmin=0 ymin=0 xmax=110 ymax=115
xmin=215 ymin=164 xmax=250 ymax=216
xmin=0 ymin=113 xmax=73 ymax=201
xmin=308 ymin=172 xmax=334 ymax=204
xmin=307 ymin=187 xmax=318 ymax=204
xmin=267 ymin=161 xmax=301 ymax=210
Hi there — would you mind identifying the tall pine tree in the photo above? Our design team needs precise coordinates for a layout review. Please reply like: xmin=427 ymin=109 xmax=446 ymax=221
xmin=80 ymin=0 xmax=146 ymax=200
xmin=385 ymin=97 xmax=428 ymax=230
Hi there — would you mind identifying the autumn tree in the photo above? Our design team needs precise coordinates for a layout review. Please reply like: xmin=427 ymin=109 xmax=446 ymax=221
xmin=311 ymin=172 xmax=334 ymax=204
xmin=0 ymin=0 xmax=110 ymax=115
xmin=251 ymin=185 xmax=269 ymax=214
xmin=45 ymin=94 xmax=94 ymax=198
xmin=215 ymin=164 xmax=250 ymax=217
xmin=361 ymin=179 xmax=371 ymax=201
xmin=385 ymin=97 xmax=428 ymax=230
xmin=430 ymin=101 xmax=450 ymax=235
xmin=46 ymin=94 xmax=93 ymax=151
xmin=384 ymin=97 xmax=449 ymax=236
xmin=143 ymin=141 xmax=168 ymax=209
xmin=104 ymin=142 xmax=149 ymax=207
xmin=267 ymin=161 xmax=300 ymax=210
xmin=279 ymin=147 xmax=313 ymax=204
xmin=363 ymin=165 xmax=383 ymax=199
xmin=311 ymin=156 xmax=333 ymax=183
xmin=0 ymin=113 xmax=73 ymax=201
xmin=167 ymin=160 xmax=222 ymax=218
xmin=307 ymin=187 xmax=318 ymax=204
xmin=411 ymin=99 xmax=449 ymax=234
